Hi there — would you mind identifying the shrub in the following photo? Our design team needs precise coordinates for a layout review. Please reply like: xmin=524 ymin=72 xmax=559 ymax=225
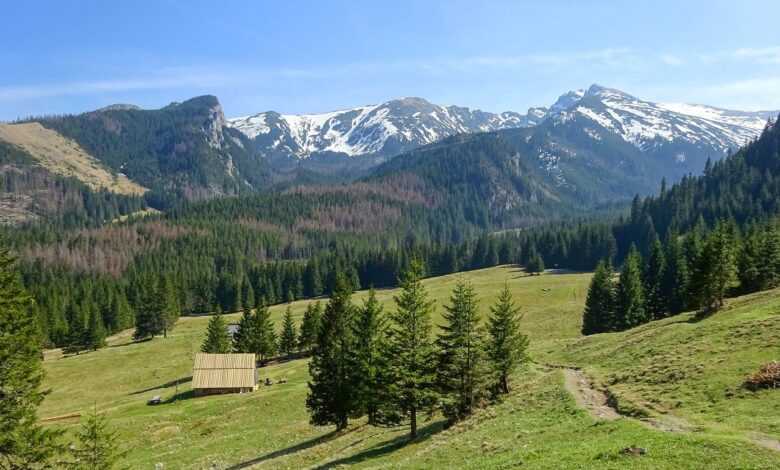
xmin=744 ymin=361 xmax=780 ymax=391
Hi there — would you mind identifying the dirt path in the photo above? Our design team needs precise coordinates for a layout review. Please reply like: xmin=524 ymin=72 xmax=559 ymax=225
xmin=562 ymin=368 xmax=620 ymax=421
xmin=560 ymin=367 xmax=780 ymax=452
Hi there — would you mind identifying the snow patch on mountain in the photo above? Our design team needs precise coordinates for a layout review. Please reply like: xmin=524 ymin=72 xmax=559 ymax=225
xmin=228 ymin=98 xmax=536 ymax=159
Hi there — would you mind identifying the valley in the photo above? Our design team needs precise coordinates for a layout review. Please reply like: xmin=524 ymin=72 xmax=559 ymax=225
xmin=3 ymin=6 xmax=780 ymax=468
xmin=39 ymin=266 xmax=780 ymax=468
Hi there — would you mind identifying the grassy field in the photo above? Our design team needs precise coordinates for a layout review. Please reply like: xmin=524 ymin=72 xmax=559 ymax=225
xmin=40 ymin=266 xmax=780 ymax=468
xmin=0 ymin=122 xmax=147 ymax=195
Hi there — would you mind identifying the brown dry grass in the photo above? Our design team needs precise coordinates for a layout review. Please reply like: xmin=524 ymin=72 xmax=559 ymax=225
xmin=0 ymin=122 xmax=147 ymax=195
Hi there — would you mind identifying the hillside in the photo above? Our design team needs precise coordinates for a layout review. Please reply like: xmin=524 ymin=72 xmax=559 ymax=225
xmin=33 ymin=96 xmax=273 ymax=207
xmin=40 ymin=266 xmax=780 ymax=468
xmin=0 ymin=122 xmax=147 ymax=195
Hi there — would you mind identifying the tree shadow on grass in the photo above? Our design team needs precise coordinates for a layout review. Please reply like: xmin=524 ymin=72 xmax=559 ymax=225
xmin=312 ymin=421 xmax=446 ymax=469
xmin=225 ymin=429 xmax=347 ymax=469
xmin=130 ymin=376 xmax=192 ymax=395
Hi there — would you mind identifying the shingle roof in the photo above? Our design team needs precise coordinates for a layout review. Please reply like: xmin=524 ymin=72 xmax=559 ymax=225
xmin=192 ymin=353 xmax=256 ymax=389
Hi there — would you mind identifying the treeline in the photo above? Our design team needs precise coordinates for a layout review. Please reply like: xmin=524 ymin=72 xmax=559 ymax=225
xmin=0 ymin=141 xmax=146 ymax=229
xmin=583 ymin=218 xmax=780 ymax=334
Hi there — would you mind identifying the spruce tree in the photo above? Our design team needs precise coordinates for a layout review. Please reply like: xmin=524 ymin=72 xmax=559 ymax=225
xmin=581 ymin=259 xmax=616 ymax=335
xmin=379 ymin=260 xmax=438 ymax=438
xmin=201 ymin=311 xmax=231 ymax=353
xmin=486 ymin=284 xmax=529 ymax=394
xmin=133 ymin=277 xmax=162 ymax=341
xmin=698 ymin=220 xmax=737 ymax=311
xmin=352 ymin=288 xmax=385 ymax=425
xmin=69 ymin=406 xmax=122 ymax=469
xmin=233 ymin=306 xmax=254 ymax=353
xmin=615 ymin=245 xmax=647 ymax=330
xmin=0 ymin=244 xmax=61 ymax=467
xmin=85 ymin=307 xmax=107 ymax=351
xmin=252 ymin=303 xmax=277 ymax=363
xmin=526 ymin=251 xmax=545 ymax=275
xmin=643 ymin=238 xmax=667 ymax=319
xmin=298 ymin=301 xmax=322 ymax=354
xmin=306 ymin=274 xmax=358 ymax=431
xmin=436 ymin=279 xmax=489 ymax=422
xmin=158 ymin=276 xmax=179 ymax=339
xmin=662 ymin=231 xmax=690 ymax=314
xmin=278 ymin=305 xmax=298 ymax=357
xmin=758 ymin=225 xmax=780 ymax=289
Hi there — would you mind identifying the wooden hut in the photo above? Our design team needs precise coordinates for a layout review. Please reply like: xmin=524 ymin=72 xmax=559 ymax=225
xmin=192 ymin=353 xmax=258 ymax=395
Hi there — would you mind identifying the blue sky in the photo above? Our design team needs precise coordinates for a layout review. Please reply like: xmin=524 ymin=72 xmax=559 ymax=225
xmin=3 ymin=0 xmax=780 ymax=120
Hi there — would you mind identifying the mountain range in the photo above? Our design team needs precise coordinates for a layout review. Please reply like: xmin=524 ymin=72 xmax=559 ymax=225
xmin=0 ymin=84 xmax=776 ymax=225
xmin=228 ymin=84 xmax=774 ymax=171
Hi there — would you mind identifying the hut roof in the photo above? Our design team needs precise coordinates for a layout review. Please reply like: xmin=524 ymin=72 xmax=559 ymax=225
xmin=192 ymin=353 xmax=256 ymax=389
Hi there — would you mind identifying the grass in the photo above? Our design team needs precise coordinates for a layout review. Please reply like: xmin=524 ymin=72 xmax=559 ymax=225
xmin=546 ymin=287 xmax=780 ymax=444
xmin=40 ymin=266 xmax=780 ymax=468
xmin=0 ymin=122 xmax=147 ymax=195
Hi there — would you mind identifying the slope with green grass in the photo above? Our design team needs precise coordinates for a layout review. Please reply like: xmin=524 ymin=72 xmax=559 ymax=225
xmin=40 ymin=266 xmax=780 ymax=468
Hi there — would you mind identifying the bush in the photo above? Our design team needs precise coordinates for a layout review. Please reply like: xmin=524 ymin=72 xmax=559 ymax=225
xmin=744 ymin=361 xmax=780 ymax=390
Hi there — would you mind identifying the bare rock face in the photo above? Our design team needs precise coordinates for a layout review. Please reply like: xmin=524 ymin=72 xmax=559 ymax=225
xmin=204 ymin=102 xmax=226 ymax=149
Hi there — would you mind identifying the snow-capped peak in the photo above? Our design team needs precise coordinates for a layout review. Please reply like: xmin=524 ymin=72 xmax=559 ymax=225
xmin=228 ymin=98 xmax=535 ymax=159
xmin=550 ymin=84 xmax=774 ymax=153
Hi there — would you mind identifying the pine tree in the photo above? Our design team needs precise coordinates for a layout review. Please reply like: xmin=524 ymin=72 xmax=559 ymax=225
xmin=252 ymin=303 xmax=277 ymax=363
xmin=68 ymin=406 xmax=122 ymax=469
xmin=758 ymin=225 xmax=780 ymax=289
xmin=133 ymin=277 xmax=162 ymax=341
xmin=615 ymin=245 xmax=647 ymax=330
xmin=436 ymin=279 xmax=489 ymax=422
xmin=278 ymin=305 xmax=298 ymax=357
xmin=698 ymin=220 xmax=737 ymax=311
xmin=298 ymin=301 xmax=322 ymax=354
xmin=352 ymin=288 xmax=385 ymax=425
xmin=306 ymin=274 xmax=358 ymax=431
xmin=0 ymin=244 xmax=61 ymax=467
xmin=233 ymin=306 xmax=254 ymax=353
xmin=526 ymin=251 xmax=545 ymax=275
xmin=378 ymin=260 xmax=438 ymax=438
xmin=662 ymin=231 xmax=690 ymax=314
xmin=581 ymin=259 xmax=616 ymax=335
xmin=201 ymin=310 xmax=231 ymax=353
xmin=486 ymin=284 xmax=529 ymax=395
xmin=158 ymin=276 xmax=179 ymax=339
xmin=643 ymin=238 xmax=667 ymax=319
xmin=85 ymin=307 xmax=107 ymax=351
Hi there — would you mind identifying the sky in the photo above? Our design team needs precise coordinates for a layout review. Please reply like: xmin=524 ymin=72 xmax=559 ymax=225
xmin=3 ymin=0 xmax=780 ymax=120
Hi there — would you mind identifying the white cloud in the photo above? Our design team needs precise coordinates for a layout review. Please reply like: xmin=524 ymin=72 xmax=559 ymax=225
xmin=733 ymin=46 xmax=780 ymax=64
xmin=660 ymin=54 xmax=684 ymax=66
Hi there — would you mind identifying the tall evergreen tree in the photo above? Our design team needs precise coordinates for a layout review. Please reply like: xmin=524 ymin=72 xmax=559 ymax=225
xmin=85 ymin=307 xmax=107 ymax=351
xmin=643 ymin=238 xmax=667 ymax=319
xmin=379 ymin=260 xmax=438 ymax=438
xmin=436 ymin=279 xmax=488 ymax=422
xmin=158 ymin=276 xmax=179 ymax=339
xmin=581 ymin=259 xmax=616 ymax=335
xmin=232 ymin=306 xmax=254 ymax=353
xmin=251 ymin=303 xmax=277 ymax=363
xmin=486 ymin=284 xmax=529 ymax=394
xmin=526 ymin=251 xmax=545 ymax=275
xmin=278 ymin=305 xmax=298 ymax=357
xmin=615 ymin=245 xmax=647 ymax=330
xmin=662 ymin=231 xmax=690 ymax=314
xmin=352 ymin=288 xmax=385 ymax=425
xmin=68 ymin=406 xmax=122 ymax=469
xmin=0 ymin=244 xmax=61 ymax=468
xmin=306 ymin=274 xmax=358 ymax=431
xmin=697 ymin=220 xmax=737 ymax=311
xmin=298 ymin=301 xmax=322 ymax=354
xmin=201 ymin=311 xmax=231 ymax=353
